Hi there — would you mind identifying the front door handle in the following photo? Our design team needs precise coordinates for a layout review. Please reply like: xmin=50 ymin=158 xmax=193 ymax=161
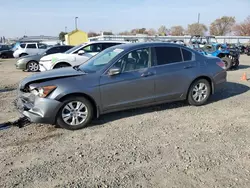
xmin=141 ymin=72 xmax=154 ymax=77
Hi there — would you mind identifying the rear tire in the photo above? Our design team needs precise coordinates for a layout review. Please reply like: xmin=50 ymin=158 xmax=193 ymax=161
xmin=221 ymin=57 xmax=232 ymax=71
xmin=53 ymin=62 xmax=71 ymax=69
xmin=187 ymin=79 xmax=211 ymax=106
xmin=56 ymin=96 xmax=94 ymax=130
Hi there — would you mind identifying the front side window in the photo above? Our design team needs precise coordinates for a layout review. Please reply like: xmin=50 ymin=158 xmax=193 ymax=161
xmin=27 ymin=44 xmax=37 ymax=49
xmin=112 ymin=48 xmax=149 ymax=72
xmin=154 ymin=47 xmax=182 ymax=66
xmin=83 ymin=43 xmax=102 ymax=53
xmin=38 ymin=43 xmax=47 ymax=49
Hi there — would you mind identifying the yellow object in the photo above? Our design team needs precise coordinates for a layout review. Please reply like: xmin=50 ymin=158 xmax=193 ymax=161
xmin=65 ymin=29 xmax=88 ymax=45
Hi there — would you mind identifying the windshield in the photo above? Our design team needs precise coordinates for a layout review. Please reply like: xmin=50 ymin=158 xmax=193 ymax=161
xmin=79 ymin=47 xmax=124 ymax=73
xmin=65 ymin=44 xmax=86 ymax=54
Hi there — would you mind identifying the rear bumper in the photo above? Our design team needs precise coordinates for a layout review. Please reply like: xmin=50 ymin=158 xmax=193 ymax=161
xmin=16 ymin=93 xmax=62 ymax=124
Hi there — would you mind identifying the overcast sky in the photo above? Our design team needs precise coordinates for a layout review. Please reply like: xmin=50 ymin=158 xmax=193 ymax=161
xmin=0 ymin=0 xmax=249 ymax=37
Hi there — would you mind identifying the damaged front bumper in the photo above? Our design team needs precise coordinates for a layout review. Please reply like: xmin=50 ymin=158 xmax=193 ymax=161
xmin=16 ymin=91 xmax=62 ymax=124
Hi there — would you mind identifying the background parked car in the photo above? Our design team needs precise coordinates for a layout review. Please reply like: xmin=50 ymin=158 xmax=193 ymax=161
xmin=13 ymin=43 xmax=48 ymax=58
xmin=39 ymin=41 xmax=128 ymax=72
xmin=17 ymin=42 xmax=227 ymax=130
xmin=15 ymin=45 xmax=74 ymax=72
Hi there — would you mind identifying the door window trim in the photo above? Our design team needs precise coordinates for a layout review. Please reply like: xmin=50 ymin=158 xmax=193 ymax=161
xmin=152 ymin=46 xmax=187 ymax=68
xmin=102 ymin=47 xmax=152 ymax=75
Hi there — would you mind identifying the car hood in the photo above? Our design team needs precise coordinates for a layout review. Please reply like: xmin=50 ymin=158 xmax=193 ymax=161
xmin=19 ymin=67 xmax=86 ymax=89
xmin=18 ymin=54 xmax=41 ymax=60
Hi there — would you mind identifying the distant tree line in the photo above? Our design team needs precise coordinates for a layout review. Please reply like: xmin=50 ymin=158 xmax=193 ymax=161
xmin=59 ymin=15 xmax=250 ymax=41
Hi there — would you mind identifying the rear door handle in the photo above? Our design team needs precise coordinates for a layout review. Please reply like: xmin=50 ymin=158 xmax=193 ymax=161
xmin=141 ymin=72 xmax=154 ymax=77
xmin=184 ymin=65 xmax=194 ymax=69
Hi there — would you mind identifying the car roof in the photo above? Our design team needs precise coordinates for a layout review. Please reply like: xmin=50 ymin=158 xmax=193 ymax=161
xmin=112 ymin=42 xmax=189 ymax=50
xmin=80 ymin=40 xmax=130 ymax=45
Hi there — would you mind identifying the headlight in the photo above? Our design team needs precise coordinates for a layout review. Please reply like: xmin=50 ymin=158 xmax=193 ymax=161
xmin=30 ymin=85 xmax=57 ymax=98
xmin=40 ymin=59 xmax=51 ymax=63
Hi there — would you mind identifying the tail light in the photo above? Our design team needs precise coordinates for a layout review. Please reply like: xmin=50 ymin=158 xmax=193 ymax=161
xmin=217 ymin=61 xmax=226 ymax=69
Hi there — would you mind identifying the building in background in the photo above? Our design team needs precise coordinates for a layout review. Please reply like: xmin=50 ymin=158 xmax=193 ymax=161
xmin=65 ymin=30 xmax=88 ymax=45
xmin=18 ymin=35 xmax=60 ymax=45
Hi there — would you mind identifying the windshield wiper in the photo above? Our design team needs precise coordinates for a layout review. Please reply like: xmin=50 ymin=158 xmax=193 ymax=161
xmin=73 ymin=65 xmax=85 ymax=73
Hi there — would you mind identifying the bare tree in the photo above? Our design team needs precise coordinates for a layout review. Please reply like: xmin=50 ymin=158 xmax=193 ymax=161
xmin=88 ymin=32 xmax=99 ymax=37
xmin=59 ymin=32 xmax=68 ymax=41
xmin=233 ymin=16 xmax=250 ymax=36
xmin=147 ymin=28 xmax=157 ymax=36
xmin=209 ymin=16 xmax=236 ymax=36
xmin=187 ymin=23 xmax=208 ymax=35
xmin=170 ymin=26 xmax=185 ymax=36
xmin=158 ymin=25 xmax=168 ymax=36
xmin=119 ymin=31 xmax=131 ymax=35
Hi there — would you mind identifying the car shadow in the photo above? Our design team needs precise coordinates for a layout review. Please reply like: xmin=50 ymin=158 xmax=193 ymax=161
xmin=91 ymin=82 xmax=249 ymax=126
xmin=238 ymin=65 xmax=250 ymax=70
xmin=0 ymin=88 xmax=16 ymax=93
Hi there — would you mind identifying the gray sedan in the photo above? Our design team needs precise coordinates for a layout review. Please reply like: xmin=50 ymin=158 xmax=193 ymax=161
xmin=17 ymin=42 xmax=227 ymax=130
xmin=15 ymin=45 xmax=74 ymax=72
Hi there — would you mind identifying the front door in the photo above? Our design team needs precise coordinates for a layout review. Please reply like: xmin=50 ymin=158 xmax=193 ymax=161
xmin=100 ymin=48 xmax=156 ymax=112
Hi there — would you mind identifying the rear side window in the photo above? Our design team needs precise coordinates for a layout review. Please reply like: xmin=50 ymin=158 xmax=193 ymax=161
xmin=27 ymin=44 xmax=37 ymax=49
xmin=154 ymin=47 xmax=182 ymax=66
xmin=20 ymin=44 xmax=26 ymax=48
xmin=182 ymin=48 xmax=192 ymax=61
xmin=61 ymin=46 xmax=73 ymax=52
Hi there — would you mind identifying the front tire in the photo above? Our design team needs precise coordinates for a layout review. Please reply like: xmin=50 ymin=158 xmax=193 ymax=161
xmin=187 ymin=79 xmax=211 ymax=106
xmin=221 ymin=57 xmax=232 ymax=71
xmin=27 ymin=61 xmax=39 ymax=72
xmin=56 ymin=97 xmax=94 ymax=130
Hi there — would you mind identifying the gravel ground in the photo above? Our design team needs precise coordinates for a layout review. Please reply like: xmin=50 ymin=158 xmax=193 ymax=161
xmin=0 ymin=57 xmax=249 ymax=188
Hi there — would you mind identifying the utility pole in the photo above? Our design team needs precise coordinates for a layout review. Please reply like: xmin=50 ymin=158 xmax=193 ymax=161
xmin=75 ymin=17 xmax=78 ymax=30
xmin=197 ymin=13 xmax=200 ymax=24
xmin=65 ymin=26 xmax=67 ymax=33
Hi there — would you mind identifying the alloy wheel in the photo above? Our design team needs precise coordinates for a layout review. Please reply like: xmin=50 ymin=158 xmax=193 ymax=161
xmin=61 ymin=101 xmax=88 ymax=126
xmin=28 ymin=62 xmax=39 ymax=72
xmin=192 ymin=83 xmax=208 ymax=102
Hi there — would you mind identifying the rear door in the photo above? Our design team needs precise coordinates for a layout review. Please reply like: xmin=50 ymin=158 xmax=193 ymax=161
xmin=152 ymin=46 xmax=197 ymax=102
xmin=26 ymin=43 xmax=39 ymax=55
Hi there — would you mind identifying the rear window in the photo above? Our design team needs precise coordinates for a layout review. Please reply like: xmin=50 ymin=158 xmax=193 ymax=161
xmin=182 ymin=48 xmax=192 ymax=61
xmin=154 ymin=47 xmax=183 ymax=65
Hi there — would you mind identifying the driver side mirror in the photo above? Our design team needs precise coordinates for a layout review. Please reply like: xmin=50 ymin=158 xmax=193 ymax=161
xmin=78 ymin=50 xmax=85 ymax=55
xmin=108 ymin=68 xmax=121 ymax=76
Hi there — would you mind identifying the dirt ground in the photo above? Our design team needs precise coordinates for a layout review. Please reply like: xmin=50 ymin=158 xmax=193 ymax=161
xmin=0 ymin=56 xmax=249 ymax=188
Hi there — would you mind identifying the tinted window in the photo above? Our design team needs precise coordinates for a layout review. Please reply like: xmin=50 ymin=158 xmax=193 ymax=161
xmin=38 ymin=43 xmax=47 ymax=49
xmin=83 ymin=44 xmax=102 ymax=53
xmin=20 ymin=44 xmax=26 ymax=48
xmin=154 ymin=47 xmax=182 ymax=65
xmin=61 ymin=46 xmax=73 ymax=52
xmin=113 ymin=48 xmax=149 ymax=72
xmin=27 ymin=44 xmax=37 ymax=49
xmin=102 ymin=43 xmax=121 ymax=50
xmin=46 ymin=47 xmax=59 ymax=55
xmin=182 ymin=48 xmax=192 ymax=61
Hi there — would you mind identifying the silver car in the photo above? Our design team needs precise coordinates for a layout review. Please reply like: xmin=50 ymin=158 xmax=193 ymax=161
xmin=15 ymin=45 xmax=74 ymax=72
xmin=17 ymin=42 xmax=227 ymax=130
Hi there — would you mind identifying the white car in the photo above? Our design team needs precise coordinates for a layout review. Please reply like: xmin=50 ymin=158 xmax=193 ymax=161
xmin=39 ymin=41 xmax=127 ymax=71
xmin=13 ymin=43 xmax=48 ymax=58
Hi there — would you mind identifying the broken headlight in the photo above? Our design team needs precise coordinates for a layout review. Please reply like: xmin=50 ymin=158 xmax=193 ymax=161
xmin=30 ymin=85 xmax=57 ymax=98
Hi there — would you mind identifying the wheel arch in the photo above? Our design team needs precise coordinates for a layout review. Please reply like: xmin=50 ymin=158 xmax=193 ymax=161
xmin=187 ymin=76 xmax=214 ymax=98
xmin=57 ymin=92 xmax=99 ymax=118
xmin=52 ymin=62 xmax=71 ymax=69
